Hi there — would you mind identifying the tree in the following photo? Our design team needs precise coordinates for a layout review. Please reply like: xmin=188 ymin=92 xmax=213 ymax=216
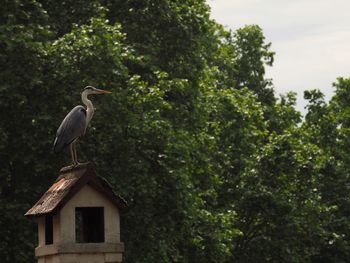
xmin=302 ymin=79 xmax=350 ymax=262
xmin=232 ymin=25 xmax=275 ymax=107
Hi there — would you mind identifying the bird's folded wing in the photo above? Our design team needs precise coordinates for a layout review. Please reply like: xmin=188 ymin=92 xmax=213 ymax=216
xmin=53 ymin=105 xmax=87 ymax=153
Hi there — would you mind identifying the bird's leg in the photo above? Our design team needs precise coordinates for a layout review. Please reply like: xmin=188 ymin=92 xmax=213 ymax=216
xmin=72 ymin=141 xmax=80 ymax=166
xmin=70 ymin=143 xmax=76 ymax=166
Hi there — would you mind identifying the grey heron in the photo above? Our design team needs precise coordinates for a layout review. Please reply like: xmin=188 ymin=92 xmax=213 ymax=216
xmin=53 ymin=86 xmax=112 ymax=165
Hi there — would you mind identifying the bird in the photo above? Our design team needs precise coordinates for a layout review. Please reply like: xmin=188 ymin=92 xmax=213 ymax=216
xmin=53 ymin=86 xmax=112 ymax=166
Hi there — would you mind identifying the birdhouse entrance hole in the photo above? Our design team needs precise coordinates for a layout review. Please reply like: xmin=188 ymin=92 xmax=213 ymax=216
xmin=75 ymin=207 xmax=104 ymax=243
xmin=45 ymin=215 xmax=53 ymax=245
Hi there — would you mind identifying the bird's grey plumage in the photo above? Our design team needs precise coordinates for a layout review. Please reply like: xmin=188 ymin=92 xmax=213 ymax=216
xmin=53 ymin=105 xmax=87 ymax=153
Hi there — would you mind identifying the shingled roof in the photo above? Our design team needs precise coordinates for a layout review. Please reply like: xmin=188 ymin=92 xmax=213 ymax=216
xmin=25 ymin=163 xmax=127 ymax=217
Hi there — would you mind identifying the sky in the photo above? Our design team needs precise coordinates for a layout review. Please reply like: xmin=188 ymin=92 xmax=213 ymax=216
xmin=208 ymin=0 xmax=350 ymax=113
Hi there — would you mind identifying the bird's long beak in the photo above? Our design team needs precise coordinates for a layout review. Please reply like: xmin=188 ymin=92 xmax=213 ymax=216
xmin=96 ymin=88 xmax=112 ymax=94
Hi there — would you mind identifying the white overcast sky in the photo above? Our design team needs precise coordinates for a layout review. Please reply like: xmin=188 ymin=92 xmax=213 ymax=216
xmin=208 ymin=0 xmax=350 ymax=113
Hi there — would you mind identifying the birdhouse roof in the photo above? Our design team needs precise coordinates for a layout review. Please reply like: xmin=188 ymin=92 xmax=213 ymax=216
xmin=25 ymin=163 xmax=128 ymax=217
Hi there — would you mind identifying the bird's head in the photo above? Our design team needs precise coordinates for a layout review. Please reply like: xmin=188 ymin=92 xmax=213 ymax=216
xmin=83 ymin=86 xmax=112 ymax=95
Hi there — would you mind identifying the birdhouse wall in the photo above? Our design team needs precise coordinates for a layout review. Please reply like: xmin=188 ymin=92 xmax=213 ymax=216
xmin=59 ymin=184 xmax=121 ymax=243
xmin=38 ymin=217 xmax=45 ymax=247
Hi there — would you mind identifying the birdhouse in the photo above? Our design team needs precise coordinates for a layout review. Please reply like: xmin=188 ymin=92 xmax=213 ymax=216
xmin=25 ymin=163 xmax=127 ymax=263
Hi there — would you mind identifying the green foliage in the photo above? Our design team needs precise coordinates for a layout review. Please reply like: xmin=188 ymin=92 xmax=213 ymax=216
xmin=233 ymin=25 xmax=275 ymax=106
xmin=1 ymin=0 xmax=350 ymax=262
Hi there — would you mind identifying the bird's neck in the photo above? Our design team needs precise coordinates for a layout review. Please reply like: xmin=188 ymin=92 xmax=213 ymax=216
xmin=82 ymin=92 xmax=94 ymax=127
